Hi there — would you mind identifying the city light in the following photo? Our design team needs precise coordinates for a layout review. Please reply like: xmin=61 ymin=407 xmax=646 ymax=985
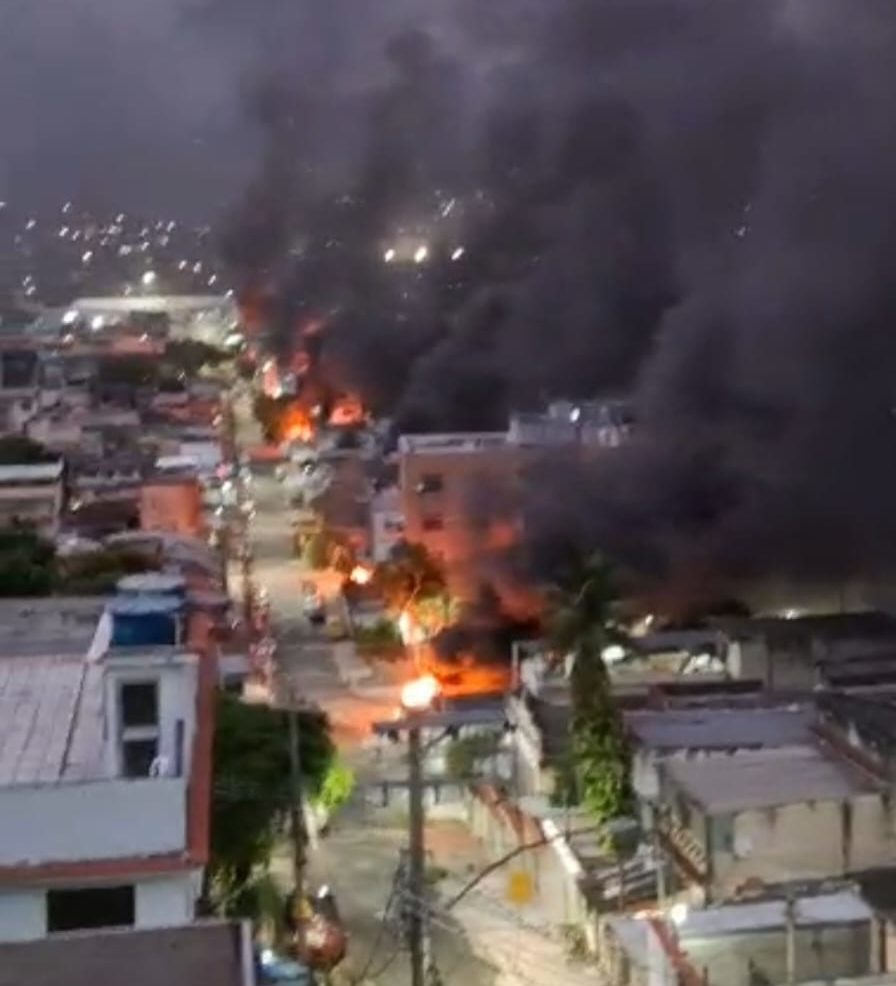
xmin=141 ymin=270 xmax=157 ymax=287
xmin=90 ymin=315 xmax=105 ymax=331
xmin=413 ymin=245 xmax=429 ymax=264
xmin=81 ymin=250 xmax=93 ymax=264
xmin=451 ymin=246 xmax=465 ymax=261
xmin=401 ymin=675 xmax=440 ymax=711
xmin=383 ymin=248 xmax=396 ymax=263
xmin=61 ymin=309 xmax=79 ymax=326
xmin=669 ymin=902 xmax=689 ymax=927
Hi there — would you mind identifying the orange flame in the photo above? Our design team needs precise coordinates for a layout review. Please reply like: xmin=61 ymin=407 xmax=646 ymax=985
xmin=329 ymin=394 xmax=365 ymax=427
xmin=279 ymin=405 xmax=314 ymax=443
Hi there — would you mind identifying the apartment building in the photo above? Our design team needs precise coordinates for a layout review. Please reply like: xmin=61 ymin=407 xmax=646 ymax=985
xmin=0 ymin=461 xmax=65 ymax=538
xmin=398 ymin=401 xmax=632 ymax=601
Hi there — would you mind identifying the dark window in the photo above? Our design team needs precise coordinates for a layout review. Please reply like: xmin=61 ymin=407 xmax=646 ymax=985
xmin=422 ymin=515 xmax=444 ymax=533
xmin=47 ymin=885 xmax=135 ymax=933
xmin=120 ymin=681 xmax=158 ymax=728
xmin=122 ymin=737 xmax=158 ymax=777
xmin=417 ymin=473 xmax=444 ymax=494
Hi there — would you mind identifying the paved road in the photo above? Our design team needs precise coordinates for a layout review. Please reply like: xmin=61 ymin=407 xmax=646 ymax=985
xmin=233 ymin=396 xmax=497 ymax=985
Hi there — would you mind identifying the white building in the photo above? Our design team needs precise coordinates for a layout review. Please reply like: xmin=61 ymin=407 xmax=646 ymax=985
xmin=0 ymin=461 xmax=65 ymax=537
xmin=0 ymin=623 xmax=212 ymax=941
xmin=658 ymin=743 xmax=896 ymax=904
xmin=369 ymin=486 xmax=405 ymax=563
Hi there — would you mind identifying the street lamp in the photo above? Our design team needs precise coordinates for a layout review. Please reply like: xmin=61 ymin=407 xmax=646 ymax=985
xmin=400 ymin=675 xmax=439 ymax=986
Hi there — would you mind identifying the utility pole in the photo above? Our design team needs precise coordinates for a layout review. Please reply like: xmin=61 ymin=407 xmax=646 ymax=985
xmin=785 ymin=892 xmax=797 ymax=986
xmin=287 ymin=700 xmax=309 ymax=960
xmin=407 ymin=718 xmax=426 ymax=986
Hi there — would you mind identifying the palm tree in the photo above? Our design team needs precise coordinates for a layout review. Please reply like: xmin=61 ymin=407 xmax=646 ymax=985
xmin=548 ymin=552 xmax=633 ymax=825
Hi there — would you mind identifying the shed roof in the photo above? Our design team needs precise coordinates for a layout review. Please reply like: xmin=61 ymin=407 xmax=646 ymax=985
xmin=665 ymin=745 xmax=880 ymax=812
xmin=627 ymin=705 xmax=814 ymax=751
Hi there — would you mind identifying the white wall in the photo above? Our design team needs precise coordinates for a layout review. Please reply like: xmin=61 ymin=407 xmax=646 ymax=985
xmin=0 ymin=776 xmax=187 ymax=866
xmin=103 ymin=657 xmax=198 ymax=778
xmin=0 ymin=889 xmax=45 ymax=942
xmin=135 ymin=873 xmax=198 ymax=928
xmin=712 ymin=794 xmax=896 ymax=898
xmin=0 ymin=873 xmax=201 ymax=943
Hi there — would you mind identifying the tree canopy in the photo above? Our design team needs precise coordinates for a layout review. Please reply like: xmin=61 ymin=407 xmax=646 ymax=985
xmin=548 ymin=552 xmax=633 ymax=827
xmin=209 ymin=691 xmax=335 ymax=908
xmin=0 ymin=435 xmax=55 ymax=465
xmin=372 ymin=539 xmax=447 ymax=615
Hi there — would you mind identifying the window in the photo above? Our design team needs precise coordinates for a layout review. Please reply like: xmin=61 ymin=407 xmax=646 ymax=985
xmin=122 ymin=737 xmax=159 ymax=777
xmin=120 ymin=681 xmax=158 ymax=728
xmin=422 ymin=514 xmax=444 ymax=533
xmin=47 ymin=886 xmax=135 ymax=933
xmin=417 ymin=473 xmax=444 ymax=494
xmin=119 ymin=680 xmax=160 ymax=777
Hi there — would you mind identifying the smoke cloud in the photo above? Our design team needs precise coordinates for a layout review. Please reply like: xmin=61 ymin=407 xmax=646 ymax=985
xmin=11 ymin=0 xmax=896 ymax=598
xmin=221 ymin=0 xmax=896 ymax=597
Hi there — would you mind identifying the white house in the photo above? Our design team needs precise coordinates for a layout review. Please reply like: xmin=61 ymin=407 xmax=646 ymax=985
xmin=0 ymin=623 xmax=212 ymax=941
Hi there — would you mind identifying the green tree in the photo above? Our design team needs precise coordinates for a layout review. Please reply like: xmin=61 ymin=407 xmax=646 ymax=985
xmin=0 ymin=527 xmax=55 ymax=596
xmin=54 ymin=547 xmax=157 ymax=595
xmin=0 ymin=435 xmax=55 ymax=464
xmin=209 ymin=692 xmax=334 ymax=910
xmin=372 ymin=540 xmax=447 ymax=615
xmin=548 ymin=552 xmax=633 ymax=826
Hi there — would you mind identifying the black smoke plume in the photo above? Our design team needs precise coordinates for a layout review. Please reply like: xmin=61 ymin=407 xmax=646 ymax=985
xmin=223 ymin=0 xmax=896 ymax=599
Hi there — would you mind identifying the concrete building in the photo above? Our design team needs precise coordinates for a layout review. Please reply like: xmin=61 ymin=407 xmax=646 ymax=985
xmin=398 ymin=431 xmax=518 ymax=600
xmin=627 ymin=705 xmax=816 ymax=831
xmin=720 ymin=612 xmax=896 ymax=690
xmin=0 ymin=616 xmax=213 ymax=942
xmin=657 ymin=743 xmax=896 ymax=903
xmin=599 ymin=890 xmax=880 ymax=986
xmin=140 ymin=475 xmax=204 ymax=539
xmin=398 ymin=401 xmax=632 ymax=601
xmin=0 ymin=461 xmax=65 ymax=537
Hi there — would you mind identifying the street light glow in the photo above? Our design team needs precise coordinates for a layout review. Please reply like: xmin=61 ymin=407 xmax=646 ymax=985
xmin=413 ymin=244 xmax=429 ymax=264
xmin=141 ymin=270 xmax=157 ymax=287
xmin=383 ymin=248 xmax=396 ymax=263
xmin=401 ymin=675 xmax=440 ymax=711
xmin=349 ymin=564 xmax=373 ymax=586
xmin=450 ymin=246 xmax=465 ymax=261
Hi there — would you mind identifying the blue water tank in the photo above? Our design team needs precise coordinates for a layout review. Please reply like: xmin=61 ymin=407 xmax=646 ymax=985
xmin=109 ymin=595 xmax=183 ymax=647
xmin=116 ymin=572 xmax=187 ymax=600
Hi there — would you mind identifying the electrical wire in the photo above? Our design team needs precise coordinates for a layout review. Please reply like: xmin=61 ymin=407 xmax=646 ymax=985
xmin=347 ymin=860 xmax=404 ymax=985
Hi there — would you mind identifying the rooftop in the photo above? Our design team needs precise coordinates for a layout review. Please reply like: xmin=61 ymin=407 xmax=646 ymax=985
xmin=0 ymin=656 xmax=105 ymax=785
xmin=677 ymin=889 xmax=872 ymax=938
xmin=665 ymin=744 xmax=881 ymax=813
xmin=0 ymin=461 xmax=64 ymax=483
xmin=0 ymin=919 xmax=250 ymax=986
xmin=398 ymin=432 xmax=508 ymax=455
xmin=716 ymin=611 xmax=896 ymax=645
xmin=627 ymin=705 xmax=814 ymax=751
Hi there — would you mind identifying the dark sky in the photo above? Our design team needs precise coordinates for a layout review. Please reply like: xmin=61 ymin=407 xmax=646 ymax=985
xmin=0 ymin=0 xmax=468 ymax=220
